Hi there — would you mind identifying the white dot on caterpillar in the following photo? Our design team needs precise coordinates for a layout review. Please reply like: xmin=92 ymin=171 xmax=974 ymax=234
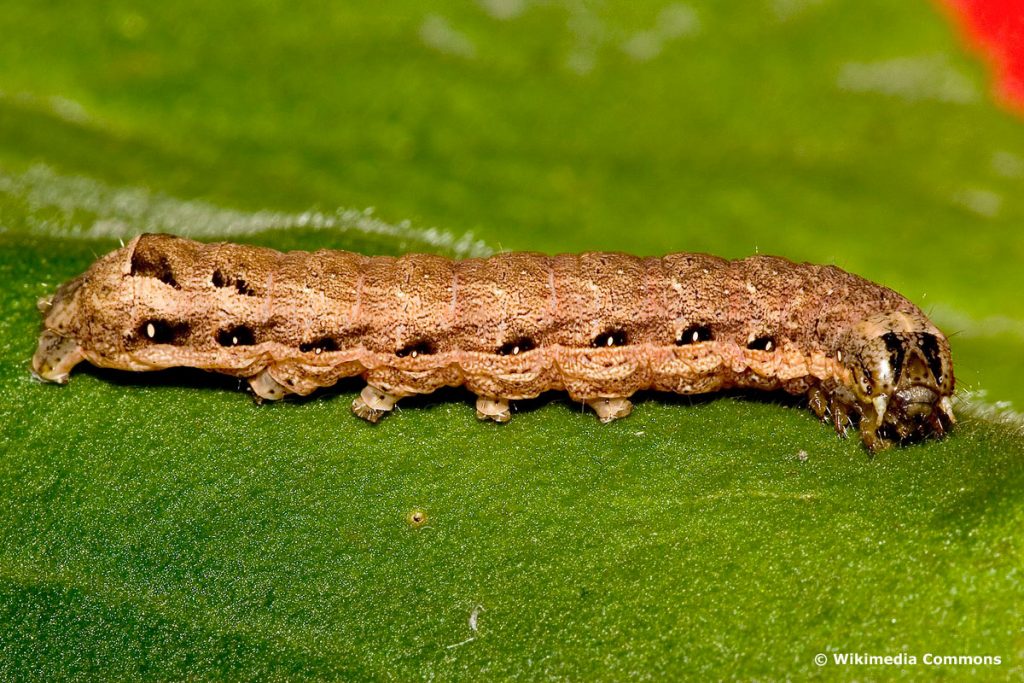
xmin=411 ymin=350 xmax=419 ymax=358
xmin=837 ymin=350 xmax=843 ymax=362
xmin=145 ymin=322 xmax=156 ymax=339
xmin=606 ymin=336 xmax=614 ymax=347
xmin=232 ymin=336 xmax=239 ymax=345
xmin=315 ymin=347 xmax=322 ymax=355
xmin=512 ymin=345 xmax=520 ymax=355
xmin=764 ymin=339 xmax=773 ymax=351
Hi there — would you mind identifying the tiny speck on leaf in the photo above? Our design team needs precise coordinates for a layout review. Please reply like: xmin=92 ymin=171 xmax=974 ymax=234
xmin=407 ymin=509 xmax=428 ymax=527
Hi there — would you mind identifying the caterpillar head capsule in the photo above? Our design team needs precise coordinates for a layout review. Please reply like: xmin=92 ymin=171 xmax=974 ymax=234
xmin=844 ymin=312 xmax=955 ymax=451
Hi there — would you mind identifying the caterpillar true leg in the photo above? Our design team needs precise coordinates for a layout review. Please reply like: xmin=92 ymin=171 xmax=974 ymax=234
xmin=807 ymin=385 xmax=828 ymax=422
xmin=587 ymin=397 xmax=633 ymax=423
xmin=925 ymin=411 xmax=948 ymax=438
xmin=830 ymin=397 xmax=852 ymax=439
xmin=475 ymin=396 xmax=512 ymax=423
xmin=352 ymin=384 xmax=401 ymax=423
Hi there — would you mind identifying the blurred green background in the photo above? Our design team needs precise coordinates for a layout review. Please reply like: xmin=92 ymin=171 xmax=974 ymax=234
xmin=1 ymin=1 xmax=1022 ymax=679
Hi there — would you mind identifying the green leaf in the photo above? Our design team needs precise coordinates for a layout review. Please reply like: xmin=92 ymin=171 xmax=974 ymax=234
xmin=1 ymin=1 xmax=1023 ymax=679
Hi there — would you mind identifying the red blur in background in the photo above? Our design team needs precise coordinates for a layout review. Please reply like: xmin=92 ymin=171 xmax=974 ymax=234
xmin=943 ymin=0 xmax=1024 ymax=112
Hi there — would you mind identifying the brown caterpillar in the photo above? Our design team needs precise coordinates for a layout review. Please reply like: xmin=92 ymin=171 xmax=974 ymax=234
xmin=32 ymin=234 xmax=955 ymax=451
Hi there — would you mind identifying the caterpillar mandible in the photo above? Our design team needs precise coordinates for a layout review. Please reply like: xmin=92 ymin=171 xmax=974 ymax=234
xmin=32 ymin=234 xmax=955 ymax=452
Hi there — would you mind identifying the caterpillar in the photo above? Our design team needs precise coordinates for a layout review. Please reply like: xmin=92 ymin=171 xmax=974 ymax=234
xmin=32 ymin=234 xmax=955 ymax=451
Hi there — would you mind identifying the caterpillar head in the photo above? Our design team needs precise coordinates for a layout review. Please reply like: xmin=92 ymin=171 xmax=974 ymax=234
xmin=844 ymin=312 xmax=955 ymax=449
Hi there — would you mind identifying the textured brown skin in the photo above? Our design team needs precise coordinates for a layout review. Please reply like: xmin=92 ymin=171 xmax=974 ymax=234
xmin=32 ymin=234 xmax=956 ymax=451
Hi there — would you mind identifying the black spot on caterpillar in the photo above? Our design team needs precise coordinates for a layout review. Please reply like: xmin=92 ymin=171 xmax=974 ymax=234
xmin=212 ymin=269 xmax=258 ymax=296
xmin=216 ymin=325 xmax=256 ymax=347
xmin=747 ymin=335 xmax=776 ymax=352
xmin=138 ymin=319 xmax=190 ymax=346
xmin=396 ymin=340 xmax=437 ymax=359
xmin=677 ymin=324 xmax=713 ymax=345
xmin=497 ymin=337 xmax=537 ymax=356
xmin=592 ymin=329 xmax=628 ymax=348
xmin=130 ymin=248 xmax=179 ymax=290
xmin=299 ymin=337 xmax=340 ymax=355
xmin=32 ymin=234 xmax=956 ymax=452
